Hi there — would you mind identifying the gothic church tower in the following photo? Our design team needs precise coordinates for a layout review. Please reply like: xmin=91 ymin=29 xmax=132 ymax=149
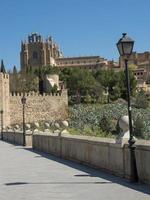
xmin=20 ymin=33 xmax=62 ymax=70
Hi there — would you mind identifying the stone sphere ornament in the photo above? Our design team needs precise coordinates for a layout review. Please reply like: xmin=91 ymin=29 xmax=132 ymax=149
xmin=61 ymin=120 xmax=69 ymax=128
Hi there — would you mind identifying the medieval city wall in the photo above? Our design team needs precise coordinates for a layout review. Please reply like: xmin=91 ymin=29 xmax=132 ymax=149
xmin=9 ymin=90 xmax=68 ymax=125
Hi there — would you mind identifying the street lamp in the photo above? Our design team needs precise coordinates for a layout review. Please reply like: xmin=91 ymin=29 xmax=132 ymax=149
xmin=21 ymin=95 xmax=26 ymax=146
xmin=0 ymin=110 xmax=3 ymax=140
xmin=116 ymin=33 xmax=138 ymax=181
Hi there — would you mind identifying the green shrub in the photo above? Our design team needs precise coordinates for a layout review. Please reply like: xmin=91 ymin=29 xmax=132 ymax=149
xmin=135 ymin=90 xmax=149 ymax=109
xmin=99 ymin=116 xmax=115 ymax=133
xmin=84 ymin=94 xmax=93 ymax=104
xmin=134 ymin=115 xmax=145 ymax=138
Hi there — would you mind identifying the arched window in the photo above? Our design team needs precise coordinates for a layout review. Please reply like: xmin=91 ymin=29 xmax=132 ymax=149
xmin=33 ymin=51 xmax=38 ymax=59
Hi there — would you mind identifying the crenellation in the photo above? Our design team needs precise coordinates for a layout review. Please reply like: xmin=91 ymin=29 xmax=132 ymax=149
xmin=9 ymin=90 xmax=67 ymax=98
xmin=3 ymin=74 xmax=9 ymax=79
xmin=10 ymin=92 xmax=23 ymax=97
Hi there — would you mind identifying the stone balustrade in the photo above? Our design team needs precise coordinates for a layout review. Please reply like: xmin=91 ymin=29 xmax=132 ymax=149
xmin=32 ymin=133 xmax=150 ymax=185
xmin=33 ymin=134 xmax=131 ymax=179
xmin=2 ymin=131 xmax=32 ymax=146
xmin=135 ymin=140 xmax=150 ymax=185
xmin=1 ymin=129 xmax=150 ymax=185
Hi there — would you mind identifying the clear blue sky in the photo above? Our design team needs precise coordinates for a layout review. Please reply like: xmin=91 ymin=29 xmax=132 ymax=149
xmin=0 ymin=0 xmax=150 ymax=70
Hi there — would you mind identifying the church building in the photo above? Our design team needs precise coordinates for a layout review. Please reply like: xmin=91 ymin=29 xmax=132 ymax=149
xmin=20 ymin=33 xmax=118 ymax=70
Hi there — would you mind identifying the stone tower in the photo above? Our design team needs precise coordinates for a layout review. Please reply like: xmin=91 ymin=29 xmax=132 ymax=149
xmin=0 ymin=73 xmax=10 ymax=128
xmin=20 ymin=33 xmax=62 ymax=70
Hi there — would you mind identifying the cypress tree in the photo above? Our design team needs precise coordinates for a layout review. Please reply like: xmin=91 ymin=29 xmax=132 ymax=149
xmin=0 ymin=60 xmax=6 ymax=73
xmin=29 ymin=66 xmax=33 ymax=74
xmin=13 ymin=65 xmax=17 ymax=74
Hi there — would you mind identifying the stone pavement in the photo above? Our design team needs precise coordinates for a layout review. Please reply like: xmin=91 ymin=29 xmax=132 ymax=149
xmin=0 ymin=141 xmax=149 ymax=200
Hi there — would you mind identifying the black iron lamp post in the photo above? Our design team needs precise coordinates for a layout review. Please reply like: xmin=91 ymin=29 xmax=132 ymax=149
xmin=116 ymin=33 xmax=138 ymax=181
xmin=0 ymin=110 xmax=3 ymax=140
xmin=21 ymin=95 xmax=26 ymax=146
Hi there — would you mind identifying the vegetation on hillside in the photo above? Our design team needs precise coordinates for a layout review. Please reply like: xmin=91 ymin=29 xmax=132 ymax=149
xmin=69 ymin=103 xmax=150 ymax=139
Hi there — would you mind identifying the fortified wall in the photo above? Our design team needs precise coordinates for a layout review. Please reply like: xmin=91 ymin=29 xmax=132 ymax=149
xmin=0 ymin=72 xmax=68 ymax=127
xmin=10 ymin=91 xmax=68 ymax=125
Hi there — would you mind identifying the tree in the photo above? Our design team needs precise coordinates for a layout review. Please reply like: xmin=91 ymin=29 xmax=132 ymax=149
xmin=84 ymin=93 xmax=93 ymax=104
xmin=94 ymin=69 xmax=137 ymax=101
xmin=119 ymin=70 xmax=137 ymax=99
xmin=59 ymin=68 xmax=72 ymax=82
xmin=51 ymin=84 xmax=58 ymax=94
xmin=9 ymin=66 xmax=18 ymax=92
xmin=94 ymin=69 xmax=121 ymax=101
xmin=94 ymin=69 xmax=117 ymax=88
xmin=66 ymin=68 xmax=103 ymax=103
xmin=0 ymin=60 xmax=6 ymax=73
xmin=128 ymin=63 xmax=137 ymax=70
xmin=9 ymin=68 xmax=39 ymax=93
xmin=13 ymin=65 xmax=17 ymax=74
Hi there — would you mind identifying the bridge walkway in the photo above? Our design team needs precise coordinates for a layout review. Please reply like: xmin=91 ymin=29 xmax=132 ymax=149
xmin=0 ymin=141 xmax=149 ymax=200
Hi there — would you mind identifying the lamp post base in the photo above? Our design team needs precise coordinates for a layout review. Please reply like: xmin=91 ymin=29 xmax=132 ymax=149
xmin=128 ymin=141 xmax=138 ymax=182
xmin=23 ymin=132 xmax=26 ymax=146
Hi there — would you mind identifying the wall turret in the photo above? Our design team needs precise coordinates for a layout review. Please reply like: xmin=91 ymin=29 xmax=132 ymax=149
xmin=0 ymin=73 xmax=10 ymax=128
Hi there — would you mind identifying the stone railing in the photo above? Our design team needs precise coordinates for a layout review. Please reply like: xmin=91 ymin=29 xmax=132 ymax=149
xmin=33 ymin=134 xmax=132 ymax=178
xmin=135 ymin=140 xmax=150 ymax=185
xmin=32 ymin=133 xmax=150 ymax=185
xmin=2 ymin=130 xmax=32 ymax=146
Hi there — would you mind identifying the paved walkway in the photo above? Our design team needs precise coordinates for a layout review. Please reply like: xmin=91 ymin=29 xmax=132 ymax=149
xmin=0 ymin=141 xmax=150 ymax=200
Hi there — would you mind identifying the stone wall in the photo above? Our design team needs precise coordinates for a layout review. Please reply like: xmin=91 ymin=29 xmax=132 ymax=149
xmin=9 ymin=90 xmax=68 ymax=125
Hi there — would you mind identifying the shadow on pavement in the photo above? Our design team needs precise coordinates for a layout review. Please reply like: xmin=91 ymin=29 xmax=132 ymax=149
xmin=5 ymin=181 xmax=113 ymax=186
xmin=3 ymin=143 xmax=150 ymax=195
